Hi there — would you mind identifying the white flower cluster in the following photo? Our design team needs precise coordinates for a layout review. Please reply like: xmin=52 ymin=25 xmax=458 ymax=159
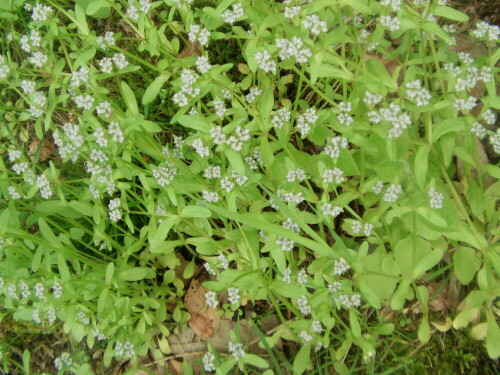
xmin=337 ymin=294 xmax=362 ymax=309
xmin=471 ymin=21 xmax=500 ymax=41
xmin=428 ymin=188 xmax=443 ymax=209
xmin=282 ymin=218 xmax=300 ymax=233
xmin=32 ymin=4 xmax=52 ymax=22
xmin=202 ymin=352 xmax=216 ymax=372
xmin=109 ymin=122 xmax=124 ymax=143
xmin=195 ymin=56 xmax=211 ymax=74
xmin=283 ymin=267 xmax=291 ymax=283
xmin=470 ymin=122 xmax=487 ymax=139
xmin=20 ymin=80 xmax=35 ymax=93
xmin=218 ymin=254 xmax=229 ymax=269
xmin=29 ymin=51 xmax=48 ymax=68
xmin=153 ymin=163 xmax=177 ymax=187
xmin=228 ymin=342 xmax=245 ymax=361
xmin=297 ymin=269 xmax=307 ymax=284
xmin=337 ymin=101 xmax=354 ymax=126
xmin=228 ymin=287 xmax=240 ymax=305
xmin=369 ymin=103 xmax=412 ymax=138
xmin=20 ymin=30 xmax=41 ymax=53
xmin=34 ymin=283 xmax=45 ymax=299
xmin=300 ymin=330 xmax=313 ymax=343
xmin=222 ymin=3 xmax=244 ymax=24
xmin=323 ymin=168 xmax=345 ymax=184
xmin=245 ymin=87 xmax=262 ymax=104
xmin=334 ymin=258 xmax=350 ymax=275
xmin=380 ymin=15 xmax=400 ymax=32
xmin=95 ymin=101 xmax=113 ymax=118
xmin=29 ymin=91 xmax=47 ymax=118
xmin=32 ymin=309 xmax=40 ymax=324
xmin=36 ymin=174 xmax=52 ymax=199
xmin=96 ymin=31 xmax=115 ymax=50
xmin=322 ymin=202 xmax=344 ymax=217
xmin=70 ymin=67 xmax=89 ymax=88
xmin=245 ymin=149 xmax=263 ymax=170
xmin=271 ymin=107 xmax=291 ymax=129
xmin=405 ymin=80 xmax=431 ymax=106
xmin=92 ymin=328 xmax=107 ymax=341
xmin=287 ymin=168 xmax=306 ymax=182
xmin=127 ymin=0 xmax=151 ymax=21
xmin=255 ymin=50 xmax=277 ymax=74
xmin=52 ymin=282 xmax=63 ymax=299
xmin=108 ymin=198 xmax=122 ymax=222
xmin=483 ymin=109 xmax=496 ymax=125
xmin=296 ymin=107 xmax=318 ymax=136
xmin=188 ymin=24 xmax=210 ymax=46
xmin=490 ymin=129 xmax=500 ymax=154
xmin=351 ymin=221 xmax=373 ymax=236
xmin=192 ymin=138 xmax=209 ymax=157
xmin=276 ymin=37 xmax=312 ymax=64
xmin=383 ymin=184 xmax=402 ymax=203
xmin=220 ymin=170 xmax=247 ymax=192
xmin=77 ymin=311 xmax=90 ymax=325
xmin=297 ymin=295 xmax=311 ymax=315
xmin=276 ymin=188 xmax=304 ymax=205
xmin=205 ymin=290 xmax=218 ymax=308
xmin=173 ymin=69 xmax=200 ymax=106
xmin=53 ymin=123 xmax=84 ymax=162
xmin=20 ymin=280 xmax=30 ymax=298
xmin=54 ymin=352 xmax=72 ymax=371
xmin=381 ymin=0 xmax=402 ymax=11
xmin=204 ymin=165 xmax=221 ymax=179
xmin=226 ymin=126 xmax=250 ymax=151
xmin=454 ymin=97 xmax=477 ymax=112
xmin=74 ymin=94 xmax=94 ymax=110
xmin=115 ymin=341 xmax=135 ymax=359
xmin=328 ymin=281 xmax=342 ymax=293
xmin=302 ymin=14 xmax=327 ymax=35
xmin=202 ymin=190 xmax=219 ymax=203
xmin=284 ymin=5 xmax=301 ymax=19
xmin=204 ymin=262 xmax=216 ymax=276
xmin=276 ymin=236 xmax=294 ymax=251
xmin=325 ymin=136 xmax=348 ymax=158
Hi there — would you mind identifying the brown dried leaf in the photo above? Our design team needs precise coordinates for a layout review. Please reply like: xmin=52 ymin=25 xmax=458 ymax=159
xmin=29 ymin=137 xmax=58 ymax=162
xmin=184 ymin=279 xmax=206 ymax=314
xmin=189 ymin=312 xmax=214 ymax=340
xmin=178 ymin=42 xmax=202 ymax=59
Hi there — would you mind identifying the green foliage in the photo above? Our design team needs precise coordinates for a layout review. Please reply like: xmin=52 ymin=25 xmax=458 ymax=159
xmin=0 ymin=0 xmax=499 ymax=373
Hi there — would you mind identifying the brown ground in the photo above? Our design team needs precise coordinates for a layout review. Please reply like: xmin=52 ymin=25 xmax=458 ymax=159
xmin=454 ymin=0 xmax=500 ymax=25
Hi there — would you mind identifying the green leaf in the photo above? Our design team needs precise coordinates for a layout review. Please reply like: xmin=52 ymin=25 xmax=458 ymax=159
xmin=97 ymin=287 xmax=108 ymax=313
xmin=293 ymin=344 xmax=311 ymax=374
xmin=422 ymin=22 xmax=455 ymax=45
xmin=149 ymin=217 xmax=177 ymax=250
xmin=432 ymin=118 xmax=466 ymax=142
xmin=243 ymin=354 xmax=269 ymax=368
xmin=414 ymin=145 xmax=430 ymax=189
xmin=418 ymin=317 xmax=431 ymax=344
xmin=259 ymin=85 xmax=274 ymax=121
xmin=433 ymin=6 xmax=469 ymax=22
xmin=453 ymin=308 xmax=480 ymax=329
xmin=142 ymin=74 xmax=169 ymax=105
xmin=181 ymin=205 xmax=211 ymax=218
xmin=224 ymin=148 xmax=246 ymax=175
xmin=453 ymin=247 xmax=480 ymax=285
xmin=38 ymin=218 xmax=61 ymax=249
xmin=349 ymin=309 xmax=362 ymax=338
xmin=391 ymin=279 xmax=411 ymax=310
xmin=177 ymin=114 xmax=210 ymax=132
xmin=413 ymin=249 xmax=443 ymax=279
xmin=486 ymin=312 xmax=500 ymax=359
xmin=105 ymin=262 xmax=114 ymax=285
xmin=118 ymin=267 xmax=152 ymax=281
xmin=31 ymin=246 xmax=43 ymax=272
xmin=120 ymin=81 xmax=139 ymax=114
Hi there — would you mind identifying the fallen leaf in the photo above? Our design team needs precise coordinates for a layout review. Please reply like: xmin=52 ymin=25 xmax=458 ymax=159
xmin=178 ymin=42 xmax=201 ymax=59
xmin=189 ymin=312 xmax=214 ymax=340
xmin=184 ymin=279 xmax=206 ymax=314
xmin=29 ymin=137 xmax=58 ymax=162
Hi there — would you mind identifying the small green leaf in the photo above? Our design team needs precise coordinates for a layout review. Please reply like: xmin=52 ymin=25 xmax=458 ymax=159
xmin=177 ymin=114 xmax=210 ymax=132
xmin=118 ymin=267 xmax=150 ymax=281
xmin=391 ymin=279 xmax=411 ymax=310
xmin=413 ymin=249 xmax=443 ymax=279
xmin=293 ymin=344 xmax=311 ymax=374
xmin=120 ymin=81 xmax=139 ymax=114
xmin=181 ymin=205 xmax=212 ymax=218
xmin=349 ymin=309 xmax=362 ymax=338
xmin=418 ymin=317 xmax=431 ymax=344
xmin=433 ymin=6 xmax=469 ymax=22
xmin=142 ymin=74 xmax=169 ymax=105
xmin=414 ymin=145 xmax=430 ymax=189
xmin=105 ymin=262 xmax=114 ymax=285
xmin=453 ymin=247 xmax=480 ymax=285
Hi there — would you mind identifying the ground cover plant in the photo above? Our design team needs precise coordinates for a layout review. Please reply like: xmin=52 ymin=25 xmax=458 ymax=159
xmin=0 ymin=0 xmax=499 ymax=374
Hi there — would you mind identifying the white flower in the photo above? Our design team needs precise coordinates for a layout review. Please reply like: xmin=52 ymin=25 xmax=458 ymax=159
xmin=300 ymin=330 xmax=313 ymax=344
xmin=323 ymin=168 xmax=345 ymax=184
xmin=297 ymin=269 xmax=307 ymax=285
xmin=454 ymin=97 xmax=477 ymax=112
xmin=99 ymin=57 xmax=113 ymax=73
xmin=255 ymin=50 xmax=277 ymax=74
xmin=351 ymin=220 xmax=362 ymax=234
xmin=490 ymin=129 xmax=500 ymax=154
xmin=297 ymin=295 xmax=311 ymax=315
xmin=19 ymin=280 xmax=30 ymax=298
xmin=32 ymin=4 xmax=52 ymax=22
xmin=112 ymin=53 xmax=129 ymax=69
xmin=52 ymin=282 xmax=63 ymax=299
xmin=153 ymin=164 xmax=177 ymax=186
xmin=204 ymin=166 xmax=221 ymax=179
xmin=54 ymin=353 xmax=72 ymax=371
xmin=77 ymin=311 xmax=90 ymax=325
xmin=202 ymin=352 xmax=216 ymax=372
xmin=218 ymin=254 xmax=229 ymax=269
xmin=70 ymin=67 xmax=89 ymax=88
xmin=471 ymin=21 xmax=500 ymax=41
xmin=458 ymin=52 xmax=473 ymax=65
xmin=8 ymin=150 xmax=22 ymax=161
xmin=312 ymin=321 xmax=322 ymax=334
xmin=428 ymin=188 xmax=443 ymax=209
xmin=482 ymin=109 xmax=496 ymax=125
xmin=228 ymin=342 xmax=245 ymax=361
xmin=36 ymin=174 xmax=52 ymax=199
xmin=47 ymin=307 xmax=57 ymax=324
xmin=245 ymin=87 xmax=262 ymax=104
xmin=380 ymin=16 xmax=400 ymax=32
xmin=337 ymin=112 xmax=354 ymax=126
xmin=97 ymin=31 xmax=116 ymax=50
xmin=328 ymin=282 xmax=342 ymax=293
xmin=202 ymin=190 xmax=219 ymax=203
xmin=276 ymin=236 xmax=294 ymax=251
xmin=29 ymin=52 xmax=48 ymax=68
xmin=296 ymin=107 xmax=318 ymax=136
xmin=364 ymin=223 xmax=373 ymax=237
xmin=381 ymin=0 xmax=402 ymax=11
xmin=383 ymin=184 xmax=402 ymax=203
xmin=192 ymin=138 xmax=209 ymax=157
xmin=212 ymin=98 xmax=226 ymax=118
xmin=196 ymin=56 xmax=211 ymax=73
xmin=220 ymin=177 xmax=234 ymax=192
xmin=228 ymin=287 xmax=240 ymax=305
xmin=470 ymin=122 xmax=487 ymax=139
xmin=109 ymin=122 xmax=124 ymax=143
xmin=284 ymin=6 xmax=301 ymax=19
xmin=222 ymin=3 xmax=244 ymax=24
xmin=74 ymin=94 xmax=94 ymax=110
xmin=8 ymin=186 xmax=21 ymax=199
xmin=204 ymin=262 xmax=216 ymax=276
xmin=282 ymin=218 xmax=300 ymax=233
xmin=283 ymin=267 xmax=291 ymax=283
xmin=272 ymin=107 xmax=291 ymax=129
xmin=34 ymin=283 xmax=45 ymax=299
xmin=276 ymin=37 xmax=311 ymax=63
xmin=188 ymin=24 xmax=210 ymax=46
xmin=303 ymin=14 xmax=327 ymax=35
xmin=325 ymin=136 xmax=348 ymax=159
xmin=321 ymin=203 xmax=344 ymax=217
xmin=20 ymin=80 xmax=36 ymax=94
xmin=95 ymin=101 xmax=113 ymax=118
xmin=334 ymin=258 xmax=350 ymax=275
xmin=372 ymin=181 xmax=384 ymax=194
xmin=405 ymin=80 xmax=431 ymax=106
xmin=287 ymin=168 xmax=306 ymax=182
